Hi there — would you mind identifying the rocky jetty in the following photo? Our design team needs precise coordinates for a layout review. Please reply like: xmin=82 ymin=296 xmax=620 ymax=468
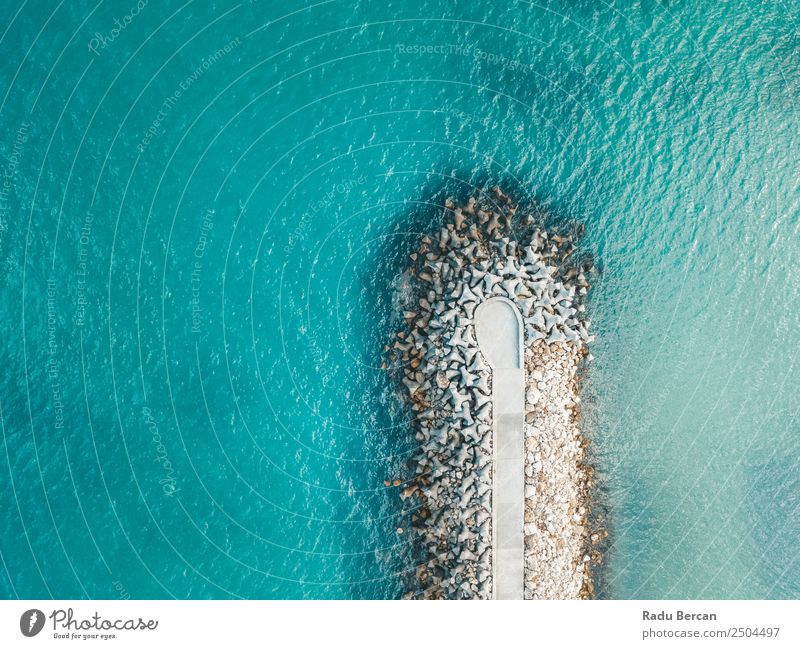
xmin=389 ymin=188 xmax=597 ymax=599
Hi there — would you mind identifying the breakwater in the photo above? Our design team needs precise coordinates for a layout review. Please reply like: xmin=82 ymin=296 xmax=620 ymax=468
xmin=390 ymin=188 xmax=598 ymax=599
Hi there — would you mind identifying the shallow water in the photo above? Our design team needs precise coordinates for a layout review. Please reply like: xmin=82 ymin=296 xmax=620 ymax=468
xmin=0 ymin=0 xmax=798 ymax=598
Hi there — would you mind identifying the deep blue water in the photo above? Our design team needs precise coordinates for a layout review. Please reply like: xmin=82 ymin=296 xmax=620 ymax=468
xmin=0 ymin=0 xmax=798 ymax=599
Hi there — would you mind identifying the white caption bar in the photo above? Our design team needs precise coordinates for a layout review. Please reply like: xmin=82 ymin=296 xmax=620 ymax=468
xmin=0 ymin=600 xmax=797 ymax=648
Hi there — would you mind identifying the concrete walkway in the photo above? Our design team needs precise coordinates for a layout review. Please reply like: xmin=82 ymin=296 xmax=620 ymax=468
xmin=475 ymin=298 xmax=525 ymax=600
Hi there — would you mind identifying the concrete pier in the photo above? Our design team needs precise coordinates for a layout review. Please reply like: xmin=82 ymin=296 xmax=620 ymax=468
xmin=475 ymin=297 xmax=525 ymax=600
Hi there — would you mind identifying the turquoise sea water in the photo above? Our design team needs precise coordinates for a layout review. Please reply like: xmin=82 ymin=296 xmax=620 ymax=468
xmin=0 ymin=0 xmax=798 ymax=599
